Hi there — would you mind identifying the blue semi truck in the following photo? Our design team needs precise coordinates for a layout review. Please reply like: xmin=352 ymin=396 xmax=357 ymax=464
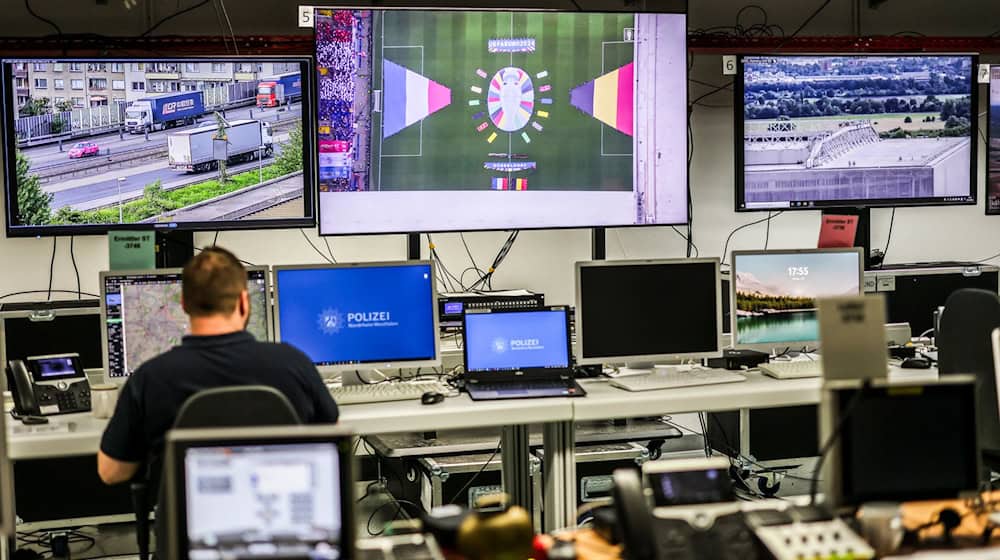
xmin=124 ymin=91 xmax=205 ymax=134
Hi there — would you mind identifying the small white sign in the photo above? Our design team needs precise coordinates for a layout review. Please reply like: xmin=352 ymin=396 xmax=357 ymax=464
xmin=722 ymin=55 xmax=738 ymax=76
xmin=298 ymin=5 xmax=315 ymax=28
xmin=979 ymin=63 xmax=990 ymax=84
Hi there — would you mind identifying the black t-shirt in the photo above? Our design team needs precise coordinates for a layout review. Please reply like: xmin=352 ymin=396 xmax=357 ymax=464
xmin=100 ymin=331 xmax=339 ymax=463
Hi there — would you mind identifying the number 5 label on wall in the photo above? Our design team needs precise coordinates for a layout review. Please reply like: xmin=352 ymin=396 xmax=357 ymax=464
xmin=298 ymin=5 xmax=315 ymax=28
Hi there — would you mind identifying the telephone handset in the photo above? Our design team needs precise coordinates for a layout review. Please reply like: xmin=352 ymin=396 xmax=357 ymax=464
xmin=6 ymin=360 xmax=46 ymax=424
xmin=5 ymin=354 xmax=90 ymax=421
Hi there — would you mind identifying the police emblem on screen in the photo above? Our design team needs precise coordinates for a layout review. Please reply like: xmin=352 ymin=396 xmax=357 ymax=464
xmin=318 ymin=308 xmax=345 ymax=335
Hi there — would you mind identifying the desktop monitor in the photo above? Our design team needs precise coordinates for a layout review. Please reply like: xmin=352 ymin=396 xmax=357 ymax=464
xmin=736 ymin=54 xmax=977 ymax=211
xmin=821 ymin=376 xmax=979 ymax=508
xmin=0 ymin=410 xmax=12 ymax=537
xmin=99 ymin=267 xmax=271 ymax=382
xmin=575 ymin=258 xmax=722 ymax=366
xmin=1 ymin=56 xmax=316 ymax=237
xmin=989 ymin=65 xmax=1000 ymax=214
xmin=0 ymin=301 xmax=104 ymax=376
xmin=164 ymin=425 xmax=353 ymax=560
xmin=462 ymin=307 xmax=572 ymax=374
xmin=731 ymin=248 xmax=863 ymax=352
xmin=273 ymin=261 xmax=440 ymax=373
xmin=314 ymin=8 xmax=689 ymax=234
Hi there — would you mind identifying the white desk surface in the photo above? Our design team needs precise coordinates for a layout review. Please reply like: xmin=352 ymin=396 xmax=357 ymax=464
xmin=4 ymin=367 xmax=938 ymax=461
xmin=338 ymin=393 xmax=574 ymax=435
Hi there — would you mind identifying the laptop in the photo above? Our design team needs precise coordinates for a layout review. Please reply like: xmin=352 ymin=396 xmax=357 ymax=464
xmin=462 ymin=306 xmax=585 ymax=401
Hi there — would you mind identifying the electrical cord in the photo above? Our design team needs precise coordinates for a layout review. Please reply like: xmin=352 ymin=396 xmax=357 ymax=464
xmin=810 ymin=384 xmax=869 ymax=506
xmin=24 ymin=0 xmax=62 ymax=38
xmin=140 ymin=0 xmax=213 ymax=37
xmin=778 ymin=0 xmax=835 ymax=47
xmin=0 ymin=290 xmax=100 ymax=301
xmin=720 ymin=212 xmax=785 ymax=266
xmin=447 ymin=442 xmax=501 ymax=506
xmin=299 ymin=229 xmax=334 ymax=264
xmin=46 ymin=237 xmax=57 ymax=301
xmin=70 ymin=236 xmax=81 ymax=300
xmin=322 ymin=237 xmax=337 ymax=263
xmin=883 ymin=208 xmax=896 ymax=264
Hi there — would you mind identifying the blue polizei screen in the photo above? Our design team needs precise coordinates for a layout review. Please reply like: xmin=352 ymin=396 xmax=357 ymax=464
xmin=275 ymin=265 xmax=436 ymax=366
xmin=464 ymin=310 xmax=570 ymax=372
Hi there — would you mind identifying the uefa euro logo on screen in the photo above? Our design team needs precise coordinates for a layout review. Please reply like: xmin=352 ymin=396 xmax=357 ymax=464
xmin=318 ymin=308 xmax=346 ymax=335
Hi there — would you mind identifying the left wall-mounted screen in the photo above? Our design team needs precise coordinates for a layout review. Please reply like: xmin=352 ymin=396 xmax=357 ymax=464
xmin=1 ymin=57 xmax=316 ymax=237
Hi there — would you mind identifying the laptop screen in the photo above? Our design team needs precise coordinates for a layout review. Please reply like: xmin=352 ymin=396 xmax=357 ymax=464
xmin=184 ymin=441 xmax=343 ymax=560
xmin=464 ymin=309 xmax=570 ymax=373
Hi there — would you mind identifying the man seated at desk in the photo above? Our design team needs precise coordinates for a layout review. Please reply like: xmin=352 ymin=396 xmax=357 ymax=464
xmin=97 ymin=247 xmax=339 ymax=485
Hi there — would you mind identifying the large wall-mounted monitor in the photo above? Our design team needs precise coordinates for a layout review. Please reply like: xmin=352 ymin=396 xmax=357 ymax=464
xmin=988 ymin=66 xmax=1000 ymax=214
xmin=1 ymin=57 xmax=316 ymax=237
xmin=736 ymin=54 xmax=977 ymax=211
xmin=314 ymin=8 xmax=688 ymax=234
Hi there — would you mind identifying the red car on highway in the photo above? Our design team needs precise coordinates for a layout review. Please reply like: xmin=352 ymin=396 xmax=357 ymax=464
xmin=68 ymin=142 xmax=99 ymax=159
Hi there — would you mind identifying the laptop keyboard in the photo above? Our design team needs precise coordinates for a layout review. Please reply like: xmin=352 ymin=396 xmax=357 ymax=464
xmin=472 ymin=381 xmax=572 ymax=392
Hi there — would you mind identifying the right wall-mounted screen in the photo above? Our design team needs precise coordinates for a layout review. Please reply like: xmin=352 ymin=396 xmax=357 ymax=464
xmin=314 ymin=9 xmax=688 ymax=235
xmin=989 ymin=66 xmax=1000 ymax=215
xmin=737 ymin=54 xmax=977 ymax=212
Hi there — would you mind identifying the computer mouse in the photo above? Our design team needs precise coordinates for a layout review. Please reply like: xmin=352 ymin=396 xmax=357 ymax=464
xmin=421 ymin=391 xmax=445 ymax=405
xmin=901 ymin=357 xmax=932 ymax=369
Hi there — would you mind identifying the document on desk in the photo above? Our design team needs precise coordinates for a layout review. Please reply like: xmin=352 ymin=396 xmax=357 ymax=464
xmin=10 ymin=422 xmax=73 ymax=436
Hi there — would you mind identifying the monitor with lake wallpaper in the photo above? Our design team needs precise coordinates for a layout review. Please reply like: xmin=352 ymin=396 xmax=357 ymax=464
xmin=731 ymin=248 xmax=863 ymax=352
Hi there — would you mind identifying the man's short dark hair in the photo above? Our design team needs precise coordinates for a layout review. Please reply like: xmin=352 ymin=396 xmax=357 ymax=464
xmin=182 ymin=247 xmax=247 ymax=317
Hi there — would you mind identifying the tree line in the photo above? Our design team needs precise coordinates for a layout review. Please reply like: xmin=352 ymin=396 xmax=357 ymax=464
xmin=737 ymin=292 xmax=816 ymax=313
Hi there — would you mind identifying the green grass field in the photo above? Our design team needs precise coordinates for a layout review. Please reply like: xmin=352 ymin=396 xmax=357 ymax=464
xmin=371 ymin=11 xmax=634 ymax=192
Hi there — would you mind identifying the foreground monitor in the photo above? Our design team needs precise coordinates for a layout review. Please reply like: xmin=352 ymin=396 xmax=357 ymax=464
xmin=273 ymin=261 xmax=440 ymax=373
xmin=314 ymin=8 xmax=688 ymax=234
xmin=731 ymin=248 xmax=863 ymax=352
xmin=165 ymin=425 xmax=353 ymax=560
xmin=575 ymin=258 xmax=722 ymax=365
xmin=100 ymin=267 xmax=271 ymax=381
xmin=822 ymin=376 xmax=979 ymax=508
xmin=989 ymin=66 xmax=1000 ymax=214
xmin=1 ymin=57 xmax=316 ymax=236
xmin=736 ymin=54 xmax=977 ymax=211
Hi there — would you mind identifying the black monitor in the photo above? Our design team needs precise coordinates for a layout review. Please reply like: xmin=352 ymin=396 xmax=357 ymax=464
xmin=736 ymin=54 xmax=977 ymax=211
xmin=164 ymin=426 xmax=353 ymax=560
xmin=99 ymin=267 xmax=271 ymax=382
xmin=574 ymin=258 xmax=722 ymax=365
xmin=313 ymin=8 xmax=689 ymax=234
xmin=823 ymin=376 xmax=980 ymax=508
xmin=1 ymin=56 xmax=316 ymax=236
xmin=1 ymin=301 xmax=104 ymax=375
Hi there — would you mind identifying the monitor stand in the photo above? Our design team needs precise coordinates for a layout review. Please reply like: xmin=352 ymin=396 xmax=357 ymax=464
xmin=619 ymin=362 xmax=655 ymax=376
xmin=342 ymin=369 xmax=385 ymax=386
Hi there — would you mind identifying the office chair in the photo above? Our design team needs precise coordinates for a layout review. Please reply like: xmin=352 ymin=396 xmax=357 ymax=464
xmin=133 ymin=386 xmax=301 ymax=560
xmin=937 ymin=289 xmax=1000 ymax=478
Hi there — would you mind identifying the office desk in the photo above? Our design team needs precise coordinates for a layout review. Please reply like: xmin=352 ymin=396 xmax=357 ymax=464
xmin=7 ymin=414 xmax=106 ymax=460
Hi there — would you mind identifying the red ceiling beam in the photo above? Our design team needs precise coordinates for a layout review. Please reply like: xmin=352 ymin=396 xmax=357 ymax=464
xmin=688 ymin=35 xmax=1000 ymax=54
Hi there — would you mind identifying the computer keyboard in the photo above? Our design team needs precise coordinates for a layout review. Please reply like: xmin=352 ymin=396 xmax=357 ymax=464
xmin=609 ymin=369 xmax=746 ymax=392
xmin=328 ymin=381 xmax=452 ymax=405
xmin=758 ymin=360 xmax=823 ymax=379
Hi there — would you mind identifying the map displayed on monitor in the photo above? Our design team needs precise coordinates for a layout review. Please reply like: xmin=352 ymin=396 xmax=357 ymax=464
xmin=103 ymin=270 xmax=269 ymax=378
xmin=738 ymin=55 xmax=976 ymax=211
xmin=314 ymin=9 xmax=689 ymax=234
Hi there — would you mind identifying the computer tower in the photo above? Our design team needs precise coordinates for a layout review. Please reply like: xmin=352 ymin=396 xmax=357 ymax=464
xmin=864 ymin=264 xmax=1000 ymax=336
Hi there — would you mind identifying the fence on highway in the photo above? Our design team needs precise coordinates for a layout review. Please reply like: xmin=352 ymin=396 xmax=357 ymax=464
xmin=15 ymin=82 xmax=260 ymax=147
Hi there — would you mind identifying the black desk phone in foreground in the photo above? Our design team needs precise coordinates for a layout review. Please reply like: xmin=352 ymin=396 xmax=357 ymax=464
xmin=6 ymin=354 xmax=91 ymax=417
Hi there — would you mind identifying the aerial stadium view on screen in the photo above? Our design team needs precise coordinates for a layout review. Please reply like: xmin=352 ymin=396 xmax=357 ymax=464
xmin=989 ymin=66 xmax=1000 ymax=214
xmin=739 ymin=55 xmax=976 ymax=211
xmin=314 ymin=8 xmax=688 ymax=234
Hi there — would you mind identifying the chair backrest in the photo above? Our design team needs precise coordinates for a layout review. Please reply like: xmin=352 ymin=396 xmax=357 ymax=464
xmin=174 ymin=385 xmax=302 ymax=429
xmin=938 ymin=289 xmax=1000 ymax=450
xmin=993 ymin=328 xmax=1000 ymax=427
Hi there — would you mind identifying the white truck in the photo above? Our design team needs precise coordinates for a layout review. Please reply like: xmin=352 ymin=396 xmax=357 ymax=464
xmin=167 ymin=119 xmax=273 ymax=173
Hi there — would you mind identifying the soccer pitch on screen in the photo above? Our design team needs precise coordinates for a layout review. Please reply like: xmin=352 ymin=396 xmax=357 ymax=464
xmin=371 ymin=10 xmax=634 ymax=192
